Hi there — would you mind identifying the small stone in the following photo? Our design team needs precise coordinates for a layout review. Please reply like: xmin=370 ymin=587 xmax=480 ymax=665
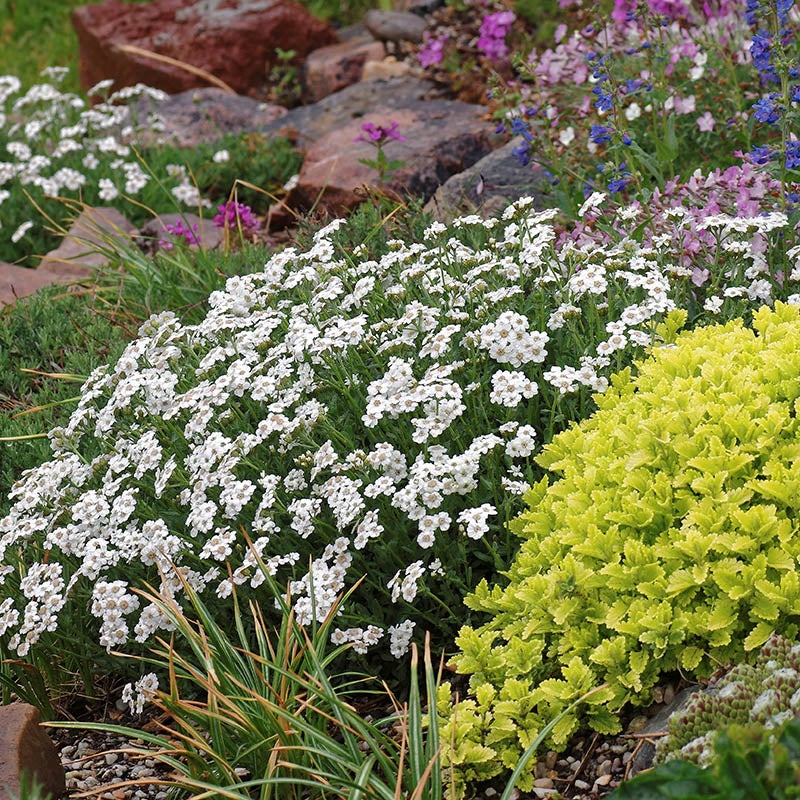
xmin=362 ymin=56 xmax=411 ymax=82
xmin=364 ymin=9 xmax=428 ymax=43
xmin=532 ymin=790 xmax=558 ymax=799
xmin=104 ymin=752 xmax=119 ymax=765
xmin=534 ymin=761 xmax=548 ymax=778
xmin=545 ymin=751 xmax=558 ymax=769
xmin=574 ymin=779 xmax=591 ymax=790
xmin=628 ymin=715 xmax=649 ymax=733
xmin=664 ymin=685 xmax=676 ymax=705
xmin=533 ymin=777 xmax=554 ymax=788
xmin=622 ymin=751 xmax=633 ymax=765
xmin=597 ymin=759 xmax=613 ymax=776
xmin=569 ymin=759 xmax=581 ymax=772
xmin=484 ymin=788 xmax=497 ymax=797
xmin=595 ymin=774 xmax=613 ymax=787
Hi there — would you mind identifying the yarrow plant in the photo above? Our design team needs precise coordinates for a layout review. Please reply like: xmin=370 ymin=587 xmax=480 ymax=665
xmin=3 ymin=192 xmax=800 ymax=684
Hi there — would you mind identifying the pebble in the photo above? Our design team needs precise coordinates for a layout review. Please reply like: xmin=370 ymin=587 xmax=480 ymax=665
xmin=595 ymin=774 xmax=613 ymax=786
xmin=597 ymin=758 xmax=613 ymax=776
xmin=105 ymin=753 xmax=119 ymax=765
xmin=484 ymin=788 xmax=497 ymax=797
xmin=533 ymin=777 xmax=554 ymax=789
xmin=574 ymin=779 xmax=591 ymax=790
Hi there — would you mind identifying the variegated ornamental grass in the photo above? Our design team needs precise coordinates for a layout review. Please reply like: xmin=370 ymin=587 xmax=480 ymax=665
xmin=441 ymin=302 xmax=800 ymax=790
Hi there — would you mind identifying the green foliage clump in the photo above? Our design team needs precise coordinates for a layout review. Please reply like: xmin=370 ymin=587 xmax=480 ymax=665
xmin=440 ymin=303 xmax=800 ymax=790
xmin=612 ymin=717 xmax=800 ymax=800
xmin=657 ymin=633 xmax=800 ymax=766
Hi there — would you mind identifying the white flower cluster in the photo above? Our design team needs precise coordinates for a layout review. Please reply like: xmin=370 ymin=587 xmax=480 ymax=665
xmin=0 ymin=70 xmax=181 ymax=245
xmin=1 ymin=197 xmax=787 ymax=663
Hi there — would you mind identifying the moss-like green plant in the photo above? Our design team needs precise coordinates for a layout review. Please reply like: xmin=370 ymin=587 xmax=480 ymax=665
xmin=657 ymin=632 xmax=800 ymax=766
xmin=440 ymin=302 xmax=800 ymax=791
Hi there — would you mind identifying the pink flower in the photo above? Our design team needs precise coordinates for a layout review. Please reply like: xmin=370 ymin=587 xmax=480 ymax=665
xmin=673 ymin=94 xmax=696 ymax=115
xmin=419 ymin=33 xmax=448 ymax=68
xmin=696 ymin=111 xmax=716 ymax=132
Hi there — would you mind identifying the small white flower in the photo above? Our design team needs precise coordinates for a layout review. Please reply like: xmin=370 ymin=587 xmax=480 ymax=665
xmin=11 ymin=221 xmax=33 ymax=243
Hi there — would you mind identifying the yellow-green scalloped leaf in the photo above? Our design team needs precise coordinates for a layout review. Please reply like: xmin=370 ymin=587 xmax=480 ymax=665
xmin=743 ymin=621 xmax=774 ymax=651
xmin=679 ymin=645 xmax=704 ymax=670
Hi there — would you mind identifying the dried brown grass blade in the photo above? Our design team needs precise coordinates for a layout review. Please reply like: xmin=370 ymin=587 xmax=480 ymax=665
xmin=113 ymin=44 xmax=236 ymax=94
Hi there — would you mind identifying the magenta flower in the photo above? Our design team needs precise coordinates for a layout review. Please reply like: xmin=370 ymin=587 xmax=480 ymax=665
xmin=477 ymin=10 xmax=516 ymax=62
xmin=419 ymin=33 xmax=448 ymax=68
xmin=354 ymin=121 xmax=406 ymax=145
xmin=213 ymin=201 xmax=259 ymax=233
xmin=159 ymin=219 xmax=201 ymax=250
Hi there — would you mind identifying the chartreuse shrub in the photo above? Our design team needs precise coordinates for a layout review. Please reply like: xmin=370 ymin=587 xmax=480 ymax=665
xmin=439 ymin=302 xmax=800 ymax=792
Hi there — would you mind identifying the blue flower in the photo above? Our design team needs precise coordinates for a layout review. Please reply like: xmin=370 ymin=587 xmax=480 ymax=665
xmin=786 ymin=141 xmax=800 ymax=170
xmin=511 ymin=116 xmax=533 ymax=142
xmin=622 ymin=133 xmax=632 ymax=146
xmin=752 ymin=95 xmax=781 ymax=124
xmin=593 ymin=90 xmax=614 ymax=113
xmin=590 ymin=124 xmax=612 ymax=144
xmin=748 ymin=144 xmax=774 ymax=164
xmin=512 ymin=140 xmax=531 ymax=166
xmin=608 ymin=176 xmax=630 ymax=193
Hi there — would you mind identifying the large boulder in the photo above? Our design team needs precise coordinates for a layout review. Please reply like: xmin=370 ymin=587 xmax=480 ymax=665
xmin=0 ymin=704 xmax=65 ymax=800
xmin=424 ymin=137 xmax=557 ymax=223
xmin=260 ymin=75 xmax=444 ymax=149
xmin=132 ymin=88 xmax=287 ymax=148
xmin=72 ymin=0 xmax=338 ymax=97
xmin=286 ymin=99 xmax=502 ymax=216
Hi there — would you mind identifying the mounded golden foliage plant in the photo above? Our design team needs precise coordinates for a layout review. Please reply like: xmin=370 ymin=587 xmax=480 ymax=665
xmin=440 ymin=303 xmax=800 ymax=790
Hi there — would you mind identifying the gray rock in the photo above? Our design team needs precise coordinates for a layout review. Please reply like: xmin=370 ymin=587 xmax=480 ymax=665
xmin=424 ymin=137 xmax=556 ymax=223
xmin=286 ymin=99 xmax=503 ymax=216
xmin=628 ymin=686 xmax=698 ymax=776
xmin=260 ymin=75 xmax=445 ymax=148
xmin=131 ymin=88 xmax=287 ymax=148
xmin=364 ymin=9 xmax=428 ymax=43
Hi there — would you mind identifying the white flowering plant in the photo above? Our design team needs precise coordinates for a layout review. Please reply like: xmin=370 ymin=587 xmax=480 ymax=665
xmin=0 ymin=69 xmax=299 ymax=265
xmin=4 ymin=187 xmax=800 ymax=688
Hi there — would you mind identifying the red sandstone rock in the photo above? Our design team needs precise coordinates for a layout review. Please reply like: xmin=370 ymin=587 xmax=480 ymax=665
xmin=72 ymin=0 xmax=338 ymax=97
xmin=286 ymin=101 xmax=500 ymax=216
xmin=38 ymin=206 xmax=137 ymax=279
xmin=0 ymin=703 xmax=66 ymax=800
xmin=0 ymin=263 xmax=77 ymax=306
xmin=303 ymin=37 xmax=386 ymax=103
